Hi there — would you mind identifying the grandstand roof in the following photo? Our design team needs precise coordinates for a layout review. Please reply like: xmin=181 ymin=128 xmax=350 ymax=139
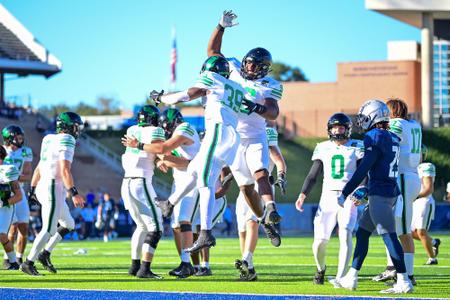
xmin=0 ymin=4 xmax=62 ymax=77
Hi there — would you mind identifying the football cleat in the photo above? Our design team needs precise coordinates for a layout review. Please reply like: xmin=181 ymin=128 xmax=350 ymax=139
xmin=38 ymin=251 xmax=57 ymax=274
xmin=17 ymin=257 xmax=23 ymax=265
xmin=264 ymin=203 xmax=282 ymax=224
xmin=313 ymin=267 xmax=326 ymax=285
xmin=195 ymin=267 xmax=212 ymax=276
xmin=3 ymin=259 xmax=10 ymax=270
xmin=380 ymin=281 xmax=413 ymax=294
xmin=338 ymin=273 xmax=358 ymax=290
xmin=168 ymin=262 xmax=184 ymax=276
xmin=426 ymin=257 xmax=438 ymax=265
xmin=261 ymin=222 xmax=281 ymax=247
xmin=20 ymin=261 xmax=42 ymax=276
xmin=372 ymin=267 xmax=396 ymax=282
xmin=155 ymin=199 xmax=174 ymax=218
xmin=328 ymin=278 xmax=342 ymax=288
xmin=236 ymin=260 xmax=257 ymax=281
xmin=7 ymin=262 xmax=20 ymax=270
xmin=432 ymin=238 xmax=441 ymax=257
xmin=185 ymin=230 xmax=216 ymax=253
xmin=174 ymin=262 xmax=195 ymax=279
xmin=128 ymin=260 xmax=141 ymax=276
xmin=136 ymin=268 xmax=162 ymax=279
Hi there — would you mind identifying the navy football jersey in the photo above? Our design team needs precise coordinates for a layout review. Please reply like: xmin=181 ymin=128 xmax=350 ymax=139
xmin=364 ymin=128 xmax=400 ymax=197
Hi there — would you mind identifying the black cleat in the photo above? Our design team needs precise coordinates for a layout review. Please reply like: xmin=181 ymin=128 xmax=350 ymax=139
xmin=136 ymin=268 xmax=162 ymax=279
xmin=195 ymin=267 xmax=212 ymax=276
xmin=236 ymin=260 xmax=257 ymax=281
xmin=426 ymin=257 xmax=438 ymax=265
xmin=313 ymin=267 xmax=326 ymax=285
xmin=186 ymin=230 xmax=216 ymax=253
xmin=38 ymin=251 xmax=57 ymax=274
xmin=372 ymin=266 xmax=396 ymax=282
xmin=173 ymin=262 xmax=195 ymax=279
xmin=128 ymin=259 xmax=141 ymax=276
xmin=17 ymin=257 xmax=23 ymax=265
xmin=264 ymin=203 xmax=282 ymax=224
xmin=261 ymin=222 xmax=281 ymax=247
xmin=169 ymin=262 xmax=184 ymax=276
xmin=7 ymin=262 xmax=20 ymax=270
xmin=155 ymin=199 xmax=174 ymax=218
xmin=432 ymin=238 xmax=441 ymax=257
xmin=20 ymin=261 xmax=42 ymax=276
xmin=409 ymin=275 xmax=417 ymax=286
xmin=3 ymin=259 xmax=10 ymax=270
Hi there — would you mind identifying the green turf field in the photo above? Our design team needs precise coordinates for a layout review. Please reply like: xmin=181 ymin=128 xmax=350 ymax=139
xmin=1 ymin=236 xmax=449 ymax=298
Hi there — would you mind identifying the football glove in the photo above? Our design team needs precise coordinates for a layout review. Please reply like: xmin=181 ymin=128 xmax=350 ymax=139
xmin=219 ymin=10 xmax=238 ymax=28
xmin=28 ymin=187 xmax=39 ymax=205
xmin=149 ymin=89 xmax=164 ymax=106
xmin=350 ymin=186 xmax=369 ymax=206
xmin=275 ymin=171 xmax=287 ymax=195
xmin=241 ymin=98 xmax=267 ymax=115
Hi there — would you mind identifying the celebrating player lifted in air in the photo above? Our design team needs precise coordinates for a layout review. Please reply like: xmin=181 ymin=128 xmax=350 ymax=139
xmin=1 ymin=125 xmax=32 ymax=268
xmin=20 ymin=112 xmax=85 ymax=276
xmin=207 ymin=10 xmax=284 ymax=241
xmin=295 ymin=113 xmax=364 ymax=286
xmin=121 ymin=105 xmax=165 ymax=279
xmin=336 ymin=100 xmax=413 ymax=294
xmin=132 ymin=55 xmax=244 ymax=252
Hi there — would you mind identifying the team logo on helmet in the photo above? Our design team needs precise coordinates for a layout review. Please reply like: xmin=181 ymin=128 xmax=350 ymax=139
xmin=137 ymin=105 xmax=160 ymax=127
xmin=2 ymin=125 xmax=25 ymax=148
xmin=201 ymin=56 xmax=231 ymax=79
xmin=56 ymin=112 xmax=84 ymax=139
xmin=158 ymin=108 xmax=184 ymax=138
xmin=357 ymin=100 xmax=390 ymax=131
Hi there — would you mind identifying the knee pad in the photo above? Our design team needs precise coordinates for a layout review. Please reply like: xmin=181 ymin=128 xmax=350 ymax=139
xmin=180 ymin=223 xmax=192 ymax=232
xmin=57 ymin=226 xmax=72 ymax=237
xmin=144 ymin=231 xmax=162 ymax=249
xmin=256 ymin=175 xmax=272 ymax=196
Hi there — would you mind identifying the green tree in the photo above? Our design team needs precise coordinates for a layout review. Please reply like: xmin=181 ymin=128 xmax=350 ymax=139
xmin=270 ymin=62 xmax=308 ymax=82
xmin=97 ymin=96 xmax=120 ymax=115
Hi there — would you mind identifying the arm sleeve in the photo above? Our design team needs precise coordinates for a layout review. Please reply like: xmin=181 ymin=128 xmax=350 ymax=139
xmin=356 ymin=159 xmax=368 ymax=186
xmin=342 ymin=147 xmax=380 ymax=198
xmin=300 ymin=160 xmax=323 ymax=196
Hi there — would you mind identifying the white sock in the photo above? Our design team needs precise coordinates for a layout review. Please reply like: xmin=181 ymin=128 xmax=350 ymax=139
xmin=347 ymin=267 xmax=359 ymax=279
xmin=27 ymin=231 xmax=51 ymax=262
xmin=16 ymin=252 xmax=23 ymax=259
xmin=3 ymin=252 xmax=7 ymax=260
xmin=386 ymin=246 xmax=394 ymax=267
xmin=6 ymin=251 xmax=16 ymax=263
xmin=336 ymin=228 xmax=352 ymax=279
xmin=243 ymin=251 xmax=254 ymax=268
xmin=198 ymin=187 xmax=214 ymax=230
xmin=312 ymin=239 xmax=328 ymax=272
xmin=131 ymin=228 xmax=146 ymax=260
xmin=142 ymin=243 xmax=155 ymax=255
xmin=404 ymin=253 xmax=414 ymax=276
xmin=201 ymin=261 xmax=209 ymax=268
xmin=180 ymin=249 xmax=190 ymax=263
xmin=397 ymin=272 xmax=409 ymax=284
xmin=45 ymin=233 xmax=63 ymax=253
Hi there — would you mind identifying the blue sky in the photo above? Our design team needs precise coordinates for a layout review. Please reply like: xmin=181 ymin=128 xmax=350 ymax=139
xmin=2 ymin=0 xmax=420 ymax=109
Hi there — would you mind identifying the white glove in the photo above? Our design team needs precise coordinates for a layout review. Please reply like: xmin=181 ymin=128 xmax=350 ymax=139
xmin=337 ymin=193 xmax=346 ymax=207
xmin=219 ymin=10 xmax=238 ymax=28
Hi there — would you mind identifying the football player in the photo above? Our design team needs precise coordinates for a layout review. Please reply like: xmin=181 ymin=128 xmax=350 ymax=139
xmin=138 ymin=56 xmax=244 ymax=253
xmin=208 ymin=11 xmax=284 ymax=239
xmin=295 ymin=113 xmax=363 ymax=285
xmin=235 ymin=123 xmax=286 ymax=281
xmin=0 ymin=146 xmax=22 ymax=270
xmin=21 ymin=112 xmax=85 ymax=276
xmin=1 ymin=125 xmax=32 ymax=268
xmin=121 ymin=105 xmax=165 ymax=279
xmin=337 ymin=100 xmax=413 ymax=294
xmin=411 ymin=145 xmax=440 ymax=265
xmin=373 ymin=99 xmax=422 ymax=284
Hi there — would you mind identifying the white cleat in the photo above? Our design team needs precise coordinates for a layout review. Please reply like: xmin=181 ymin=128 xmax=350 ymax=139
xmin=380 ymin=281 xmax=413 ymax=294
xmin=337 ymin=275 xmax=358 ymax=291
xmin=328 ymin=278 xmax=342 ymax=288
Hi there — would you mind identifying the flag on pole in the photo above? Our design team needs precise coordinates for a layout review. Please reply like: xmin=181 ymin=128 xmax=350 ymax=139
xmin=170 ymin=27 xmax=177 ymax=88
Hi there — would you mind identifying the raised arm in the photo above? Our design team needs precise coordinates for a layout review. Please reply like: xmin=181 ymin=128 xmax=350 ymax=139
xmin=207 ymin=10 xmax=238 ymax=57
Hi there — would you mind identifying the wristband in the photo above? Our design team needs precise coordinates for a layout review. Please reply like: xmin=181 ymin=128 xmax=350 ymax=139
xmin=137 ymin=142 xmax=145 ymax=150
xmin=69 ymin=186 xmax=79 ymax=196
xmin=255 ymin=104 xmax=267 ymax=115
xmin=216 ymin=24 xmax=225 ymax=32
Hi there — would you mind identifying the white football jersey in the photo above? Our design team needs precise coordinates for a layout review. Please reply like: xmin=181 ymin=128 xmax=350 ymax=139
xmin=266 ymin=126 xmax=279 ymax=172
xmin=39 ymin=133 xmax=76 ymax=181
xmin=389 ymin=118 xmax=422 ymax=173
xmin=0 ymin=164 xmax=20 ymax=183
xmin=3 ymin=146 xmax=32 ymax=174
xmin=312 ymin=139 xmax=364 ymax=191
xmin=228 ymin=57 xmax=283 ymax=139
xmin=122 ymin=125 xmax=165 ymax=178
xmin=194 ymin=70 xmax=246 ymax=128
xmin=171 ymin=122 xmax=201 ymax=179
xmin=417 ymin=162 xmax=436 ymax=201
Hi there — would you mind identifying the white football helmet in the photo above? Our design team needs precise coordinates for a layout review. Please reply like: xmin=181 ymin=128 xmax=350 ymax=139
xmin=357 ymin=99 xmax=390 ymax=131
